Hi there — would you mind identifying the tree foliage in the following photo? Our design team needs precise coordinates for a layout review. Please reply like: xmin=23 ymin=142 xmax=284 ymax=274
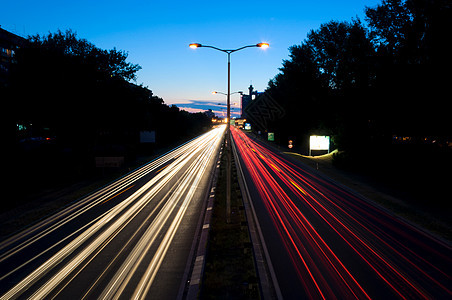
xmin=28 ymin=30 xmax=141 ymax=81
xmin=8 ymin=30 xmax=210 ymax=193
xmin=11 ymin=29 xmax=209 ymax=146
xmin=266 ymin=0 xmax=451 ymax=152
xmin=365 ymin=0 xmax=452 ymax=65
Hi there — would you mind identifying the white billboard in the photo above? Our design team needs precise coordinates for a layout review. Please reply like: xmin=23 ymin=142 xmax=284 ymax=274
xmin=310 ymin=135 xmax=330 ymax=155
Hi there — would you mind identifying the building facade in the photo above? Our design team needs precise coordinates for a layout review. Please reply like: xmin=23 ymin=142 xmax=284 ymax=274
xmin=240 ymin=84 xmax=263 ymax=119
xmin=0 ymin=27 xmax=26 ymax=86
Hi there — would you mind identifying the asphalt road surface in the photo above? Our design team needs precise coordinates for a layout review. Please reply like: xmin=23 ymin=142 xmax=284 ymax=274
xmin=232 ymin=126 xmax=451 ymax=299
xmin=0 ymin=125 xmax=225 ymax=299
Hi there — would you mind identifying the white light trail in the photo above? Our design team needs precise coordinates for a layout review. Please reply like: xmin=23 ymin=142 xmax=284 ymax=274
xmin=1 ymin=126 xmax=225 ymax=300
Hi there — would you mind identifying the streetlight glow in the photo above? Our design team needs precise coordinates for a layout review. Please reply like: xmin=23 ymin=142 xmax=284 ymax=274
xmin=189 ymin=43 xmax=201 ymax=49
xmin=189 ymin=42 xmax=269 ymax=52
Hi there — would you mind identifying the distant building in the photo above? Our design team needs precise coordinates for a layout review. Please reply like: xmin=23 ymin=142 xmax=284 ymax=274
xmin=0 ymin=27 xmax=26 ymax=86
xmin=240 ymin=84 xmax=263 ymax=118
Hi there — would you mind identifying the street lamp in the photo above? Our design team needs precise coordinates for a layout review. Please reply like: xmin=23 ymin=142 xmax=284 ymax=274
xmin=212 ymin=91 xmax=243 ymax=96
xmin=189 ymin=43 xmax=202 ymax=49
xmin=213 ymin=91 xmax=243 ymax=120
xmin=190 ymin=42 xmax=269 ymax=223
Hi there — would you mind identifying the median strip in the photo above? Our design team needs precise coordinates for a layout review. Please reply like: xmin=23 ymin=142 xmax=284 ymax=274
xmin=201 ymin=140 xmax=260 ymax=299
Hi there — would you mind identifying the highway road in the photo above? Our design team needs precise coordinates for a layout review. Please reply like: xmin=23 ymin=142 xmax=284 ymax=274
xmin=0 ymin=125 xmax=225 ymax=299
xmin=232 ymin=126 xmax=451 ymax=299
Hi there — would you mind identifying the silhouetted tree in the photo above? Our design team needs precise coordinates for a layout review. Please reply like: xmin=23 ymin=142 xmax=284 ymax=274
xmin=365 ymin=0 xmax=452 ymax=136
xmin=7 ymin=30 xmax=211 ymax=199
xmin=28 ymin=30 xmax=141 ymax=81
xmin=267 ymin=19 xmax=376 ymax=151
xmin=267 ymin=0 xmax=451 ymax=153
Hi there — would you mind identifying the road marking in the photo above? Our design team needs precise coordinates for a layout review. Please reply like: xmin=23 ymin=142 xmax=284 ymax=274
xmin=290 ymin=180 xmax=307 ymax=195
xmin=190 ymin=256 xmax=204 ymax=285
xmin=270 ymin=163 xmax=280 ymax=172
xmin=155 ymin=164 xmax=169 ymax=174
xmin=101 ymin=184 xmax=135 ymax=205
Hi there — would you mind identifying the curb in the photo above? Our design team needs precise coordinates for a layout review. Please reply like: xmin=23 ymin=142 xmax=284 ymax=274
xmin=231 ymin=135 xmax=283 ymax=300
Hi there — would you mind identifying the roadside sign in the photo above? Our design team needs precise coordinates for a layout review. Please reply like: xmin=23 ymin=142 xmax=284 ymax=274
xmin=268 ymin=132 xmax=275 ymax=141
xmin=309 ymin=135 xmax=330 ymax=156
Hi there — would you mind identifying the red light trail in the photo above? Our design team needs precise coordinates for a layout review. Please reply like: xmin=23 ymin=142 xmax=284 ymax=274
xmin=232 ymin=127 xmax=451 ymax=299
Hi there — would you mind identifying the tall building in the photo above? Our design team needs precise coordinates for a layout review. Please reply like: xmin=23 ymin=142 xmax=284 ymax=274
xmin=0 ymin=27 xmax=26 ymax=86
xmin=240 ymin=84 xmax=263 ymax=118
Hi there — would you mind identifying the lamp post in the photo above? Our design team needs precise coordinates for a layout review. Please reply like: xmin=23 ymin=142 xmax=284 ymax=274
xmin=212 ymin=91 xmax=243 ymax=111
xmin=190 ymin=42 xmax=269 ymax=223
xmin=212 ymin=91 xmax=243 ymax=96
xmin=214 ymin=91 xmax=245 ymax=119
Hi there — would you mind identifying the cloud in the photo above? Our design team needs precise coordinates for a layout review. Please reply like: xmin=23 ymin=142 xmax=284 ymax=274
xmin=179 ymin=107 xmax=207 ymax=114
xmin=174 ymin=100 xmax=241 ymax=118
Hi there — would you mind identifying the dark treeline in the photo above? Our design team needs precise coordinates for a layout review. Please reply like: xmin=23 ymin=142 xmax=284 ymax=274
xmin=265 ymin=0 xmax=451 ymax=209
xmin=6 ymin=30 xmax=210 ymax=201
xmin=267 ymin=0 xmax=451 ymax=152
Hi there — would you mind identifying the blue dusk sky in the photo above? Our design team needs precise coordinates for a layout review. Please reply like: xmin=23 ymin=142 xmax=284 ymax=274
xmin=2 ymin=0 xmax=380 ymax=117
